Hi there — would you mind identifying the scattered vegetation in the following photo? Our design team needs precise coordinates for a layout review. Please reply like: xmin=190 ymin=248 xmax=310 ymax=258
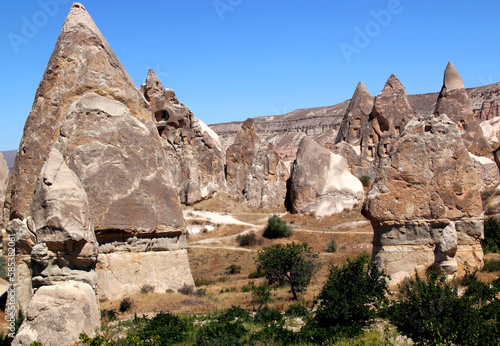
xmin=483 ymin=217 xmax=500 ymax=253
xmin=263 ymin=214 xmax=293 ymax=239
xmin=483 ymin=258 xmax=500 ymax=272
xmin=178 ymin=284 xmax=205 ymax=297
xmin=236 ymin=231 xmax=259 ymax=246
xmin=249 ymin=280 xmax=274 ymax=309
xmin=327 ymin=238 xmax=338 ymax=253
xmin=100 ymin=309 xmax=117 ymax=324
xmin=119 ymin=298 xmax=132 ymax=313
xmin=359 ymin=175 xmax=371 ymax=188
xmin=140 ymin=284 xmax=155 ymax=294
xmin=256 ymin=242 xmax=320 ymax=299
xmin=225 ymin=264 xmax=241 ymax=275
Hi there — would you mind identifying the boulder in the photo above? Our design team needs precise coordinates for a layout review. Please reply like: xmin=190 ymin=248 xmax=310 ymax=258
xmin=13 ymin=281 xmax=99 ymax=346
xmin=362 ymin=115 xmax=484 ymax=284
xmin=244 ymin=143 xmax=289 ymax=208
xmin=141 ymin=70 xmax=226 ymax=205
xmin=6 ymin=3 xmax=153 ymax=221
xmin=480 ymin=116 xmax=500 ymax=147
xmin=435 ymin=62 xmax=491 ymax=156
xmin=226 ymin=119 xmax=261 ymax=196
xmin=289 ymin=137 xmax=364 ymax=217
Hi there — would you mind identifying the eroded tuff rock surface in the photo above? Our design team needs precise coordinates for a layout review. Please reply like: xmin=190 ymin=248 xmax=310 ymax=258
xmin=9 ymin=4 xmax=194 ymax=344
xmin=141 ymin=70 xmax=226 ymax=205
xmin=0 ymin=153 xmax=8 ymax=228
xmin=226 ymin=119 xmax=289 ymax=207
xmin=289 ymin=137 xmax=364 ymax=217
xmin=435 ymin=62 xmax=492 ymax=156
xmin=362 ymin=115 xmax=484 ymax=284
xmin=13 ymin=148 xmax=100 ymax=346
xmin=6 ymin=2 xmax=153 ymax=221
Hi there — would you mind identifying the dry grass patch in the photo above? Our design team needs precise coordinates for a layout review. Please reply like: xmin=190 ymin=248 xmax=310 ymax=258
xmin=187 ymin=223 xmax=251 ymax=243
xmin=186 ymin=192 xmax=285 ymax=215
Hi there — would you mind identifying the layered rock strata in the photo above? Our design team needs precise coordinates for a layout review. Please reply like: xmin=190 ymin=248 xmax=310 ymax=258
xmin=362 ymin=115 xmax=484 ymax=284
xmin=289 ymin=137 xmax=364 ymax=217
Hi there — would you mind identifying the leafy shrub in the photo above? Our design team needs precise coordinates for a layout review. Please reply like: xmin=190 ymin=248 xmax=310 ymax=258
xmin=388 ymin=268 xmax=500 ymax=345
xmin=218 ymin=305 xmax=251 ymax=323
xmin=327 ymin=238 xmax=338 ymax=253
xmin=80 ymin=333 xmax=115 ymax=346
xmin=483 ymin=217 xmax=500 ymax=253
xmin=195 ymin=319 xmax=248 ymax=346
xmin=225 ymin=264 xmax=241 ymax=275
xmin=313 ymin=253 xmax=389 ymax=333
xmin=285 ymin=303 xmax=310 ymax=318
xmin=254 ymin=307 xmax=284 ymax=326
xmin=483 ymin=258 xmax=500 ymax=272
xmin=248 ymin=269 xmax=263 ymax=279
xmin=119 ymin=298 xmax=132 ymax=313
xmin=236 ymin=232 xmax=259 ymax=247
xmin=194 ymin=277 xmax=215 ymax=286
xmin=241 ymin=284 xmax=251 ymax=292
xmin=178 ymin=284 xmax=205 ymax=297
xmin=127 ymin=312 xmax=191 ymax=345
xmin=359 ymin=175 xmax=371 ymax=188
xmin=257 ymin=242 xmax=320 ymax=299
xmin=140 ymin=284 xmax=154 ymax=294
xmin=250 ymin=280 xmax=274 ymax=309
xmin=263 ymin=214 xmax=292 ymax=239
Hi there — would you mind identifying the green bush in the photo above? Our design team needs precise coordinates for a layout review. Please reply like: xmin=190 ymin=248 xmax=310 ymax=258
xmin=254 ymin=307 xmax=284 ymax=326
xmin=225 ymin=264 xmax=241 ymax=275
xmin=250 ymin=280 xmax=273 ymax=309
xmin=140 ymin=284 xmax=155 ymax=294
xmin=327 ymin=238 xmax=338 ymax=253
xmin=256 ymin=242 xmax=320 ymax=300
xmin=248 ymin=269 xmax=263 ymax=279
xmin=483 ymin=258 xmax=500 ymax=272
xmin=359 ymin=175 xmax=371 ymax=188
xmin=195 ymin=319 xmax=248 ymax=346
xmin=127 ymin=312 xmax=192 ymax=345
xmin=236 ymin=232 xmax=259 ymax=247
xmin=313 ymin=253 xmax=389 ymax=333
xmin=100 ymin=309 xmax=117 ymax=324
xmin=263 ymin=214 xmax=292 ymax=239
xmin=285 ymin=303 xmax=310 ymax=318
xmin=218 ymin=305 xmax=251 ymax=323
xmin=119 ymin=298 xmax=132 ymax=313
xmin=387 ymin=268 xmax=500 ymax=345
xmin=483 ymin=217 xmax=500 ymax=253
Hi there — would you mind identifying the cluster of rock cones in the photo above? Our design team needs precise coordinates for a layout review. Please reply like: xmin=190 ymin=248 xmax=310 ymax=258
xmin=0 ymin=3 xmax=497 ymax=345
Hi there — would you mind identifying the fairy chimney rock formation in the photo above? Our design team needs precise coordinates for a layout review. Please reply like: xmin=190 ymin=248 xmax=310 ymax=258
xmin=289 ymin=136 xmax=364 ymax=217
xmin=362 ymin=114 xmax=484 ymax=284
xmin=141 ymin=69 xmax=226 ymax=205
xmin=435 ymin=62 xmax=491 ymax=156
xmin=9 ymin=4 xmax=194 ymax=344
xmin=335 ymin=81 xmax=374 ymax=146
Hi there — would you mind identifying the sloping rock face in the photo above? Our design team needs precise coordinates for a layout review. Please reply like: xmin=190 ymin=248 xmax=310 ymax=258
xmin=362 ymin=115 xmax=484 ymax=284
xmin=6 ymin=3 xmax=152 ymax=221
xmin=245 ymin=143 xmax=289 ymax=208
xmin=13 ymin=148 xmax=99 ymax=346
xmin=141 ymin=70 xmax=226 ymax=205
xmin=9 ymin=4 xmax=194 ymax=344
xmin=226 ymin=119 xmax=261 ymax=196
xmin=289 ymin=137 xmax=364 ymax=217
xmin=226 ymin=119 xmax=289 ymax=207
xmin=435 ymin=62 xmax=492 ymax=156
xmin=335 ymin=82 xmax=374 ymax=146
xmin=0 ymin=153 xmax=8 ymax=228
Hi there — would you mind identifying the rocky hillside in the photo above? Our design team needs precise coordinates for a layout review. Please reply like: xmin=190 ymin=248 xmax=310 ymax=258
xmin=210 ymin=82 xmax=500 ymax=164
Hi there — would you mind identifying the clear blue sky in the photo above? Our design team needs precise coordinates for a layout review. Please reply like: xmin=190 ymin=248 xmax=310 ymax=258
xmin=1 ymin=0 xmax=499 ymax=150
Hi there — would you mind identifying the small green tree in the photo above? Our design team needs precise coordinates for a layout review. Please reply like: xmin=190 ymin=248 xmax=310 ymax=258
xmin=250 ymin=280 xmax=273 ymax=309
xmin=483 ymin=217 xmax=500 ymax=253
xmin=327 ymin=238 xmax=338 ymax=253
xmin=313 ymin=253 xmax=389 ymax=332
xmin=256 ymin=242 xmax=320 ymax=299
xmin=263 ymin=214 xmax=292 ymax=239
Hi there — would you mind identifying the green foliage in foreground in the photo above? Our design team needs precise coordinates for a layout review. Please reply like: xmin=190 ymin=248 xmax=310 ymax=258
xmin=256 ymin=242 xmax=320 ymax=300
xmin=387 ymin=269 xmax=500 ymax=345
xmin=483 ymin=217 xmax=500 ymax=253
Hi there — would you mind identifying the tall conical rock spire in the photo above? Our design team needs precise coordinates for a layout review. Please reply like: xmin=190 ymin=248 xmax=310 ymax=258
xmin=434 ymin=62 xmax=491 ymax=155
xmin=7 ymin=3 xmax=153 ymax=219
